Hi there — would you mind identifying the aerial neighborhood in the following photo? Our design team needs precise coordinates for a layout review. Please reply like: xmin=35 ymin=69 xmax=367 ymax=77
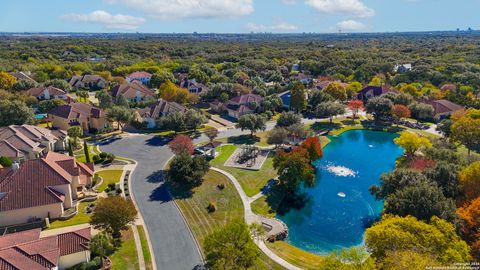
xmin=1 ymin=11 xmax=480 ymax=270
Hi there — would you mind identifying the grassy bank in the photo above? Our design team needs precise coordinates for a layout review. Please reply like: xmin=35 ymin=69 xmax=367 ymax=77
xmin=110 ymin=227 xmax=140 ymax=270
xmin=95 ymin=170 xmax=124 ymax=192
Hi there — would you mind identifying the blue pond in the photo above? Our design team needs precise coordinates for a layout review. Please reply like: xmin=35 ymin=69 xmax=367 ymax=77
xmin=277 ymin=130 xmax=403 ymax=254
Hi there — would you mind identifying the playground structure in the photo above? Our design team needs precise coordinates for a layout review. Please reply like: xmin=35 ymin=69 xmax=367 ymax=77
xmin=224 ymin=145 xmax=270 ymax=171
xmin=236 ymin=145 xmax=259 ymax=167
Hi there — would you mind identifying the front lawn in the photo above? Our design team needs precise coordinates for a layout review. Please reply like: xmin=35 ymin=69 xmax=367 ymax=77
xmin=94 ymin=170 xmax=124 ymax=192
xmin=110 ymin=227 xmax=140 ymax=270
xmin=210 ymin=145 xmax=277 ymax=197
xmin=48 ymin=201 xmax=93 ymax=230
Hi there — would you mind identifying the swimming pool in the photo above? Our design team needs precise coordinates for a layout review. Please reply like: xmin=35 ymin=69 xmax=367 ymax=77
xmin=277 ymin=130 xmax=403 ymax=254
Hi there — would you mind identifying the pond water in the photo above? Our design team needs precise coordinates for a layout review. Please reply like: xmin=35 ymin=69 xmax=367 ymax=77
xmin=277 ymin=130 xmax=403 ymax=254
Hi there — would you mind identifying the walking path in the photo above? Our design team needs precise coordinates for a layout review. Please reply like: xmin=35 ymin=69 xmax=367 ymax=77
xmin=210 ymin=167 xmax=302 ymax=270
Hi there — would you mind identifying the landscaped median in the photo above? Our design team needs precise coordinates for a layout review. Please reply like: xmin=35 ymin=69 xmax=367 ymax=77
xmin=94 ymin=169 xmax=124 ymax=192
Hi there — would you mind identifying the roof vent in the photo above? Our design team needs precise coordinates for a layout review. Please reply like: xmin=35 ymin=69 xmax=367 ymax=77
xmin=12 ymin=161 xmax=20 ymax=171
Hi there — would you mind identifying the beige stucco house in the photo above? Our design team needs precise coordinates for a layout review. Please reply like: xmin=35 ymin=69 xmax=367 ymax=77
xmin=49 ymin=102 xmax=109 ymax=133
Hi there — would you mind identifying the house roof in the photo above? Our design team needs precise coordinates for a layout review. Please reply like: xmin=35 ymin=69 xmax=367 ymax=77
xmin=0 ymin=125 xmax=66 ymax=159
xmin=25 ymin=86 xmax=66 ymax=97
xmin=179 ymin=79 xmax=209 ymax=94
xmin=138 ymin=98 xmax=187 ymax=118
xmin=423 ymin=99 xmax=465 ymax=116
xmin=0 ymin=152 xmax=92 ymax=212
xmin=127 ymin=71 xmax=152 ymax=79
xmin=110 ymin=81 xmax=155 ymax=99
xmin=229 ymin=94 xmax=264 ymax=105
xmin=49 ymin=102 xmax=104 ymax=119
xmin=68 ymin=75 xmax=105 ymax=86
xmin=0 ymin=228 xmax=91 ymax=270
xmin=357 ymin=85 xmax=395 ymax=99
xmin=9 ymin=72 xmax=36 ymax=83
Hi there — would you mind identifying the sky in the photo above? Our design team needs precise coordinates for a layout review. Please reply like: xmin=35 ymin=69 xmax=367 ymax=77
xmin=0 ymin=0 xmax=479 ymax=33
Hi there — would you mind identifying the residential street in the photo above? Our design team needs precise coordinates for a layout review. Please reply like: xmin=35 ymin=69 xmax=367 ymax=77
xmin=98 ymin=125 xmax=268 ymax=270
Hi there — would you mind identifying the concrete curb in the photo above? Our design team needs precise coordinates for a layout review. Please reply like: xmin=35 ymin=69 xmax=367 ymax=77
xmin=97 ymin=144 xmax=158 ymax=270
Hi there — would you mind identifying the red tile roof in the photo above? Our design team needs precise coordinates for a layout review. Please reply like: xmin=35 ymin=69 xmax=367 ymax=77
xmin=49 ymin=102 xmax=104 ymax=120
xmin=0 ymin=228 xmax=91 ymax=270
xmin=110 ymin=81 xmax=155 ymax=99
xmin=229 ymin=94 xmax=263 ymax=105
xmin=424 ymin=99 xmax=465 ymax=116
xmin=0 ymin=152 xmax=93 ymax=212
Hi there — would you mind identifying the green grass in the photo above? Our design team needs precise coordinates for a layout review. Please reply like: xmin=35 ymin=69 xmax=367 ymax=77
xmin=110 ymin=227 xmax=140 ymax=270
xmin=75 ymin=143 xmax=95 ymax=163
xmin=266 ymin=241 xmax=324 ymax=270
xmin=137 ymin=225 xmax=153 ymax=270
xmin=95 ymin=170 xmax=123 ymax=192
xmin=172 ymin=170 xmax=244 ymax=248
xmin=210 ymin=145 xmax=277 ymax=197
xmin=172 ymin=170 xmax=284 ymax=270
xmin=48 ymin=202 xmax=93 ymax=230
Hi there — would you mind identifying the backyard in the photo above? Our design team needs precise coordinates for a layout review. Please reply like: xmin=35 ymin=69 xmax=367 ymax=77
xmin=47 ymin=201 xmax=94 ymax=230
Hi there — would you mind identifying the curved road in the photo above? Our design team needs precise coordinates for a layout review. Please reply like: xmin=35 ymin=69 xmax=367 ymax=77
xmin=98 ymin=124 xmax=275 ymax=270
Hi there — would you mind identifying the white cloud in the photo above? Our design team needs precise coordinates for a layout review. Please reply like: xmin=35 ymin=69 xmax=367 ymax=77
xmin=246 ymin=21 xmax=298 ymax=32
xmin=337 ymin=19 xmax=366 ymax=31
xmin=282 ymin=0 xmax=297 ymax=5
xmin=61 ymin=10 xmax=145 ymax=30
xmin=306 ymin=0 xmax=375 ymax=18
xmin=104 ymin=0 xmax=254 ymax=20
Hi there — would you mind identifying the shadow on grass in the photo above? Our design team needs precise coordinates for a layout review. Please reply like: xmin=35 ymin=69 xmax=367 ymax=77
xmin=227 ymin=134 xmax=260 ymax=145
xmin=310 ymin=122 xmax=341 ymax=132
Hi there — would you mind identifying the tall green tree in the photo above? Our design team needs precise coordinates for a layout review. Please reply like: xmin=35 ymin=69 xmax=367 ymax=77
xmin=290 ymin=82 xmax=306 ymax=112
xmin=167 ymin=153 xmax=210 ymax=187
xmin=315 ymin=102 xmax=346 ymax=123
xmin=0 ymin=100 xmax=35 ymax=126
xmin=366 ymin=96 xmax=393 ymax=121
xmin=273 ymin=147 xmax=315 ymax=197
xmin=276 ymin=111 xmax=301 ymax=127
xmin=324 ymin=82 xmax=347 ymax=101
xmin=106 ymin=106 xmax=134 ymax=132
xmin=96 ymin=90 xmax=113 ymax=109
xmin=451 ymin=116 xmax=480 ymax=156
xmin=204 ymin=220 xmax=260 ymax=270
xmin=236 ymin=114 xmax=266 ymax=137
xmin=83 ymin=140 xmax=91 ymax=163
xmin=67 ymin=126 xmax=83 ymax=148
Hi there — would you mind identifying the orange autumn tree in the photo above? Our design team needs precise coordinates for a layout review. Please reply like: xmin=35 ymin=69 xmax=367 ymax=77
xmin=301 ymin=136 xmax=323 ymax=163
xmin=347 ymin=100 xmax=364 ymax=120
xmin=458 ymin=197 xmax=480 ymax=260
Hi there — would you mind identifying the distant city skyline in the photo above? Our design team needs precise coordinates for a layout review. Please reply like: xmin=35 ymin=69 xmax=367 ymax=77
xmin=0 ymin=0 xmax=478 ymax=33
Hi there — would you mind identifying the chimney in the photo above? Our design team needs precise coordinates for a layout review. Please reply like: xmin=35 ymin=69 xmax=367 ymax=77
xmin=12 ymin=161 xmax=20 ymax=171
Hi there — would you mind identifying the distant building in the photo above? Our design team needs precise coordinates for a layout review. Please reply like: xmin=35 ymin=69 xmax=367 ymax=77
xmin=291 ymin=72 xmax=312 ymax=85
xmin=110 ymin=81 xmax=156 ymax=102
xmin=68 ymin=74 xmax=106 ymax=90
xmin=291 ymin=64 xmax=300 ymax=72
xmin=9 ymin=71 xmax=36 ymax=83
xmin=179 ymin=78 xmax=209 ymax=95
xmin=136 ymin=99 xmax=187 ymax=128
xmin=394 ymin=64 xmax=412 ymax=73
xmin=423 ymin=99 xmax=465 ymax=120
xmin=25 ymin=86 xmax=71 ymax=101
xmin=49 ymin=103 xmax=109 ymax=133
xmin=0 ymin=227 xmax=91 ymax=269
xmin=357 ymin=85 xmax=395 ymax=101
xmin=0 ymin=125 xmax=68 ymax=162
xmin=0 ymin=152 xmax=94 ymax=226
xmin=314 ymin=80 xmax=347 ymax=91
xmin=126 ymin=71 xmax=152 ymax=85
xmin=278 ymin=91 xmax=291 ymax=110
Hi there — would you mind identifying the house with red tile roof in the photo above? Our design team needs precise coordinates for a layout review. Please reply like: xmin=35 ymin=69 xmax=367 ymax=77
xmin=210 ymin=94 xmax=264 ymax=119
xmin=110 ymin=81 xmax=156 ymax=102
xmin=24 ymin=86 xmax=72 ymax=102
xmin=357 ymin=85 xmax=396 ymax=101
xmin=49 ymin=103 xmax=109 ymax=133
xmin=0 ymin=227 xmax=91 ymax=270
xmin=0 ymin=152 xmax=94 ymax=227
xmin=0 ymin=125 xmax=68 ymax=162
xmin=179 ymin=78 xmax=209 ymax=95
xmin=68 ymin=74 xmax=106 ymax=90
xmin=126 ymin=71 xmax=152 ymax=85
